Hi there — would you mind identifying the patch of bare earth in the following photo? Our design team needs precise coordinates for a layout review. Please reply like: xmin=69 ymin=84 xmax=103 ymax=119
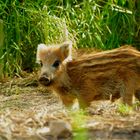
xmin=0 ymin=74 xmax=140 ymax=140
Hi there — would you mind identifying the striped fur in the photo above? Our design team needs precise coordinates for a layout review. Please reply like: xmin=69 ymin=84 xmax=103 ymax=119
xmin=37 ymin=44 xmax=140 ymax=108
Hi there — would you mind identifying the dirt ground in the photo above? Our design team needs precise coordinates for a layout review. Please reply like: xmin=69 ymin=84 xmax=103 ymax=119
xmin=0 ymin=73 xmax=140 ymax=140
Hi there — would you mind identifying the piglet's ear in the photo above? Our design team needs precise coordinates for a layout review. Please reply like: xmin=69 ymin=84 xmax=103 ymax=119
xmin=59 ymin=41 xmax=72 ymax=61
xmin=36 ymin=44 xmax=47 ymax=63
xmin=37 ymin=44 xmax=47 ymax=52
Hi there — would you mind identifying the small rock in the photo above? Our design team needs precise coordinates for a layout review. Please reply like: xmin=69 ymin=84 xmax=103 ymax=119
xmin=36 ymin=127 xmax=50 ymax=134
xmin=49 ymin=120 xmax=72 ymax=139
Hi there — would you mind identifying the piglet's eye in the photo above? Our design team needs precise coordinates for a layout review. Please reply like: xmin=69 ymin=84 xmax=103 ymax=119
xmin=52 ymin=60 xmax=61 ymax=68
xmin=40 ymin=61 xmax=43 ymax=67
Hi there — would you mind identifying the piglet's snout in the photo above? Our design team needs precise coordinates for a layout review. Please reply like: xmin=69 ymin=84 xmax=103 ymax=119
xmin=39 ymin=74 xmax=51 ymax=86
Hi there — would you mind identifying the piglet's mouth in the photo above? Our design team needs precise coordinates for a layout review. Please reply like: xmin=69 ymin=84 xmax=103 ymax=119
xmin=39 ymin=76 xmax=53 ymax=86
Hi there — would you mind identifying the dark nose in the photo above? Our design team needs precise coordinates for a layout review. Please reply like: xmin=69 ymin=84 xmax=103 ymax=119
xmin=39 ymin=74 xmax=51 ymax=86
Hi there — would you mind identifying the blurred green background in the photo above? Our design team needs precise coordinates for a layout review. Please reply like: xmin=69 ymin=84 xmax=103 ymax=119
xmin=0 ymin=0 xmax=139 ymax=78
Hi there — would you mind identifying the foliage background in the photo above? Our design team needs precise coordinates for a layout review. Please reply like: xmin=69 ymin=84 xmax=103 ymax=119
xmin=0 ymin=0 xmax=139 ymax=78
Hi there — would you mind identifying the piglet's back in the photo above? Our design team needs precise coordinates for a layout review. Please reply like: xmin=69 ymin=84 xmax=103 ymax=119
xmin=66 ymin=46 xmax=140 ymax=87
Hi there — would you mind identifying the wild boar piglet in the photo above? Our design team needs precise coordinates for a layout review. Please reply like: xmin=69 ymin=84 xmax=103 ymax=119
xmin=37 ymin=42 xmax=140 ymax=108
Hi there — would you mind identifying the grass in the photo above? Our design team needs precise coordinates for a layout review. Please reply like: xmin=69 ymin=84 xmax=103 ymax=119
xmin=0 ymin=0 xmax=139 ymax=77
xmin=117 ymin=103 xmax=133 ymax=116
xmin=0 ymin=0 xmax=45 ymax=77
xmin=68 ymin=109 xmax=88 ymax=140
xmin=0 ymin=19 xmax=4 ymax=79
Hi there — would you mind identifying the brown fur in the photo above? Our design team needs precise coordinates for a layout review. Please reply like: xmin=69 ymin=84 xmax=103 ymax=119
xmin=37 ymin=43 xmax=140 ymax=108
